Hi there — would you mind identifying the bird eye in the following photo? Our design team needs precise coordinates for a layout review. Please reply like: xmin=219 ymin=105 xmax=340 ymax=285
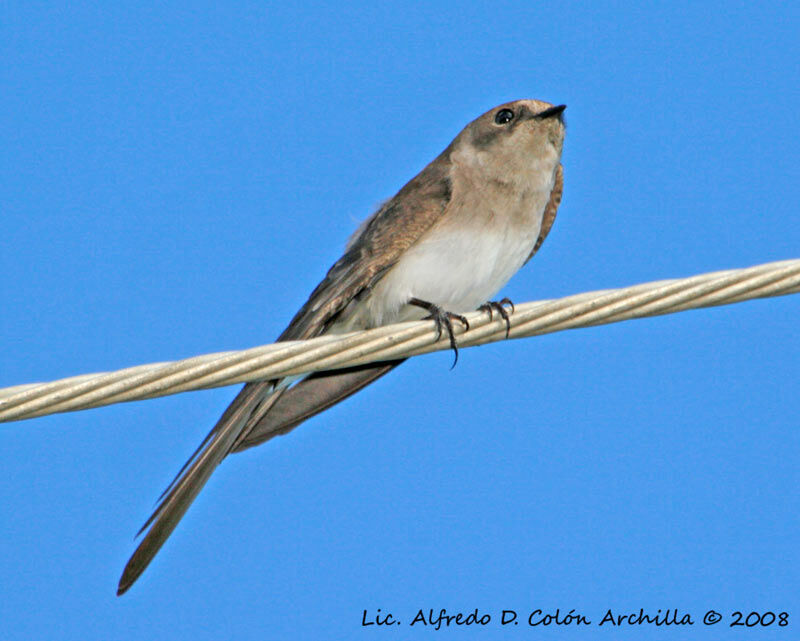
xmin=494 ymin=109 xmax=514 ymax=125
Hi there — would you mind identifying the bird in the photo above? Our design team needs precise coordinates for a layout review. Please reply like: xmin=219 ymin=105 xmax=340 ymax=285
xmin=117 ymin=98 xmax=566 ymax=594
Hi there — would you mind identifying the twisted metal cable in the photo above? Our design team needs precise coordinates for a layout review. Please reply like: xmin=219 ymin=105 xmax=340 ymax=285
xmin=2 ymin=258 xmax=799 ymax=423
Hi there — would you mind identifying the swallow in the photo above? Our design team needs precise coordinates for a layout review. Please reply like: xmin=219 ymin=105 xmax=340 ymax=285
xmin=118 ymin=99 xmax=566 ymax=594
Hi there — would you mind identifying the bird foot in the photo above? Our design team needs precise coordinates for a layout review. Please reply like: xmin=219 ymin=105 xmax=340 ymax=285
xmin=478 ymin=297 xmax=515 ymax=338
xmin=408 ymin=297 xmax=469 ymax=369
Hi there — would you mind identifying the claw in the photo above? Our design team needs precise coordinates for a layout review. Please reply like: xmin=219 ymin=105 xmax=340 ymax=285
xmin=408 ymin=297 xmax=469 ymax=368
xmin=478 ymin=298 xmax=515 ymax=338
xmin=498 ymin=297 xmax=515 ymax=314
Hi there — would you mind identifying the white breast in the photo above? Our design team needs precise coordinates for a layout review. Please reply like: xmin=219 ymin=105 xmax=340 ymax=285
xmin=332 ymin=193 xmax=551 ymax=333
xmin=370 ymin=217 xmax=542 ymax=322
xmin=331 ymin=139 xmax=560 ymax=333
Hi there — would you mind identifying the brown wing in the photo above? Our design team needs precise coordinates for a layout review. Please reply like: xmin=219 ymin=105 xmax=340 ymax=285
xmin=232 ymin=163 xmax=564 ymax=453
xmin=525 ymin=163 xmax=563 ymax=264
xmin=278 ymin=160 xmax=453 ymax=341
xmin=117 ymin=156 xmax=453 ymax=595
xmin=231 ymin=359 xmax=405 ymax=452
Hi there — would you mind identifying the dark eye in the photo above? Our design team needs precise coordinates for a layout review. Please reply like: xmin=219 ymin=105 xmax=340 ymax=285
xmin=494 ymin=109 xmax=514 ymax=125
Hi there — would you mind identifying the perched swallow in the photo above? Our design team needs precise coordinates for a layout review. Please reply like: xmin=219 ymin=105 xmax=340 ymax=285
xmin=118 ymin=99 xmax=566 ymax=594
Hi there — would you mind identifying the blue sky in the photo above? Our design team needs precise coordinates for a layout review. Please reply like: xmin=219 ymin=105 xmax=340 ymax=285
xmin=2 ymin=2 xmax=798 ymax=639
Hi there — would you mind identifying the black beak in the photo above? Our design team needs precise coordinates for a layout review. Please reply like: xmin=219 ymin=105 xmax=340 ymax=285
xmin=535 ymin=104 xmax=566 ymax=121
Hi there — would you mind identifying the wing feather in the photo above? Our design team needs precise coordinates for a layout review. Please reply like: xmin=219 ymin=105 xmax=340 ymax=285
xmin=117 ymin=154 xmax=453 ymax=594
xmin=279 ymin=161 xmax=453 ymax=340
xmin=525 ymin=163 xmax=563 ymax=264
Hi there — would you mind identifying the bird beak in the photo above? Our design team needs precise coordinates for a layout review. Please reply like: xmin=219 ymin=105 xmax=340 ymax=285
xmin=534 ymin=104 xmax=566 ymax=121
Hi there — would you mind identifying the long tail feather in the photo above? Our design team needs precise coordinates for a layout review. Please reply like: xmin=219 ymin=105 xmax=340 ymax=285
xmin=117 ymin=380 xmax=279 ymax=595
xmin=232 ymin=360 xmax=405 ymax=453
xmin=118 ymin=361 xmax=402 ymax=594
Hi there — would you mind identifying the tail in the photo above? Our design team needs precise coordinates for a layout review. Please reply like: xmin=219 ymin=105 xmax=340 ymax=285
xmin=116 ymin=359 xmax=404 ymax=595
xmin=233 ymin=359 xmax=405 ymax=452
xmin=116 ymin=380 xmax=280 ymax=595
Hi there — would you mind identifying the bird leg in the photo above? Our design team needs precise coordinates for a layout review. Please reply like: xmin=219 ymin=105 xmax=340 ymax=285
xmin=478 ymin=297 xmax=515 ymax=338
xmin=408 ymin=297 xmax=470 ymax=368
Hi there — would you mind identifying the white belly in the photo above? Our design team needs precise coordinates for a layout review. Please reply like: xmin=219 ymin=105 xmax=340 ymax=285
xmin=328 ymin=137 xmax=560 ymax=334
xmin=373 ymin=221 xmax=541 ymax=320
xmin=331 ymin=199 xmax=548 ymax=333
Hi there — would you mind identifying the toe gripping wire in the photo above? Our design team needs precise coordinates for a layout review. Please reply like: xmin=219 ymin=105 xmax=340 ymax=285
xmin=409 ymin=297 xmax=515 ymax=368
